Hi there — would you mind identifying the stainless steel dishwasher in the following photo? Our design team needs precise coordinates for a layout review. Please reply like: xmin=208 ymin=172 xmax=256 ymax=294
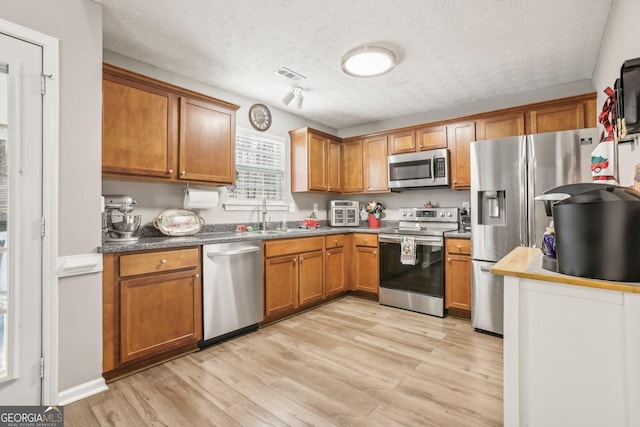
xmin=200 ymin=240 xmax=263 ymax=348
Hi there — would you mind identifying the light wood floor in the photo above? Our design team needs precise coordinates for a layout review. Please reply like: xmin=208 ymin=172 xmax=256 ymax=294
xmin=65 ymin=296 xmax=503 ymax=426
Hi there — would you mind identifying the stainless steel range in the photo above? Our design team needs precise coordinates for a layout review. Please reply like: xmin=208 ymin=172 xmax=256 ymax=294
xmin=378 ymin=207 xmax=459 ymax=317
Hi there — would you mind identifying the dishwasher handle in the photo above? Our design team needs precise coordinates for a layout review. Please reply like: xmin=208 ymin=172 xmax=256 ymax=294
xmin=480 ymin=265 xmax=493 ymax=273
xmin=206 ymin=246 xmax=261 ymax=258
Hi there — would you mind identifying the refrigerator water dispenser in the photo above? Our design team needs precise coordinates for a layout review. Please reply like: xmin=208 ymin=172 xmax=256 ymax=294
xmin=477 ymin=190 xmax=506 ymax=225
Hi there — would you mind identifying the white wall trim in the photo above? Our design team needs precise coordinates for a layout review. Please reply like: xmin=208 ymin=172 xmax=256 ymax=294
xmin=57 ymin=254 xmax=102 ymax=278
xmin=0 ymin=17 xmax=60 ymax=405
xmin=57 ymin=377 xmax=107 ymax=406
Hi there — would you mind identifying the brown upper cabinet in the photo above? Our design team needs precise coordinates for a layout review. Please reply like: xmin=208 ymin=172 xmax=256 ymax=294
xmin=363 ymin=135 xmax=389 ymax=193
xmin=102 ymin=64 xmax=238 ymax=185
xmin=387 ymin=125 xmax=448 ymax=155
xmin=387 ymin=130 xmax=416 ymax=154
xmin=290 ymin=93 xmax=596 ymax=193
xmin=341 ymin=138 xmax=364 ymax=193
xmin=416 ymin=124 xmax=448 ymax=151
xmin=476 ymin=112 xmax=525 ymax=141
xmin=447 ymin=121 xmax=476 ymax=189
xmin=525 ymin=96 xmax=596 ymax=134
xmin=290 ymin=127 xmax=341 ymax=192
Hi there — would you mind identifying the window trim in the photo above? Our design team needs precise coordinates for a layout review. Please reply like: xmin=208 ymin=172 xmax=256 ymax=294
xmin=224 ymin=127 xmax=288 ymax=211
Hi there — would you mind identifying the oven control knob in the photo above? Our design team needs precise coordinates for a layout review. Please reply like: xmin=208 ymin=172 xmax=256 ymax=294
xmin=439 ymin=212 xmax=444 ymax=217
xmin=447 ymin=211 xmax=453 ymax=217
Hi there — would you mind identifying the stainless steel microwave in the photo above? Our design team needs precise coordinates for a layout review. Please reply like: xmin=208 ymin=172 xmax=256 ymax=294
xmin=388 ymin=148 xmax=450 ymax=189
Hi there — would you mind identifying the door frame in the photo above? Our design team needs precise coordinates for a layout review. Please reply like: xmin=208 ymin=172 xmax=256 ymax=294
xmin=0 ymin=18 xmax=59 ymax=405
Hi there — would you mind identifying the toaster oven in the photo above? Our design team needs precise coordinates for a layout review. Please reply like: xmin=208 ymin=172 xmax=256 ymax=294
xmin=329 ymin=200 xmax=360 ymax=226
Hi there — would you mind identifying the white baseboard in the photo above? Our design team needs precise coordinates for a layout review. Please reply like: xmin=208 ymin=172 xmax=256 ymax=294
xmin=58 ymin=377 xmax=108 ymax=406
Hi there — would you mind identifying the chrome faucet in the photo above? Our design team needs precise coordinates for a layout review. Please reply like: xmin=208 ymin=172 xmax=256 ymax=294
xmin=261 ymin=197 xmax=268 ymax=230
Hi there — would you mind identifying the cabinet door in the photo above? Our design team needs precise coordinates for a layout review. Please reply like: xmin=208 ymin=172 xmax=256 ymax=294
xmin=327 ymin=138 xmax=342 ymax=192
xmin=341 ymin=139 xmax=364 ymax=193
xmin=179 ymin=97 xmax=235 ymax=183
xmin=325 ymin=247 xmax=346 ymax=297
xmin=445 ymin=254 xmax=472 ymax=311
xmin=264 ymin=255 xmax=298 ymax=319
xmin=416 ymin=125 xmax=448 ymax=151
xmin=388 ymin=130 xmax=416 ymax=154
xmin=363 ymin=136 xmax=389 ymax=193
xmin=447 ymin=121 xmax=476 ymax=189
xmin=120 ymin=270 xmax=201 ymax=363
xmin=307 ymin=133 xmax=327 ymax=191
xmin=526 ymin=102 xmax=585 ymax=134
xmin=298 ymin=251 xmax=324 ymax=306
xmin=476 ymin=112 xmax=525 ymax=141
xmin=354 ymin=246 xmax=379 ymax=293
xmin=102 ymin=74 xmax=177 ymax=178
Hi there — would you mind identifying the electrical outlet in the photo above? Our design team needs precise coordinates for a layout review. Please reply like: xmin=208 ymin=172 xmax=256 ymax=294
xmin=289 ymin=203 xmax=295 ymax=213
xmin=313 ymin=203 xmax=318 ymax=213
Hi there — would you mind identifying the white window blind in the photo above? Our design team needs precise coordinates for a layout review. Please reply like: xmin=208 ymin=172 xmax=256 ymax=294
xmin=229 ymin=128 xmax=285 ymax=201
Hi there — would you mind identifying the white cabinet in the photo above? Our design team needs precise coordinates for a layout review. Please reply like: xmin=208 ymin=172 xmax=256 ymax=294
xmin=503 ymin=277 xmax=640 ymax=427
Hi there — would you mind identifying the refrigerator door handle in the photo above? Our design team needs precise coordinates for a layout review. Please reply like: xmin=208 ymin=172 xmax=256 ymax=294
xmin=528 ymin=154 xmax=537 ymax=247
xmin=518 ymin=155 xmax=527 ymax=247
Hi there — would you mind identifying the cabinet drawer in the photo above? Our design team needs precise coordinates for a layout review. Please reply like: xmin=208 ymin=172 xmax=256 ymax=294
xmin=325 ymin=234 xmax=346 ymax=249
xmin=265 ymin=237 xmax=324 ymax=258
xmin=120 ymin=248 xmax=200 ymax=277
xmin=446 ymin=238 xmax=471 ymax=255
xmin=353 ymin=233 xmax=378 ymax=247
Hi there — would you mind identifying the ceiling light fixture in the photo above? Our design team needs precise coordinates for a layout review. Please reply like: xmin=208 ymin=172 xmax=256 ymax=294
xmin=282 ymin=86 xmax=304 ymax=109
xmin=341 ymin=45 xmax=397 ymax=78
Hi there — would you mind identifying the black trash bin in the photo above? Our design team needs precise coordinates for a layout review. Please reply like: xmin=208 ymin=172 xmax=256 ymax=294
xmin=552 ymin=185 xmax=640 ymax=282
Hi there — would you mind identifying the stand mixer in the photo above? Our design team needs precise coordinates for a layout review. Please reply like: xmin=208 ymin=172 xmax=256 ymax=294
xmin=103 ymin=195 xmax=141 ymax=242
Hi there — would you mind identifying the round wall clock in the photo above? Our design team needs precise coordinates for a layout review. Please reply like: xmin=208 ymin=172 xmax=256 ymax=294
xmin=249 ymin=103 xmax=272 ymax=131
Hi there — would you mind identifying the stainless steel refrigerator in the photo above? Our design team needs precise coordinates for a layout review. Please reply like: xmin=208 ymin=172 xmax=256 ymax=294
xmin=470 ymin=127 xmax=599 ymax=335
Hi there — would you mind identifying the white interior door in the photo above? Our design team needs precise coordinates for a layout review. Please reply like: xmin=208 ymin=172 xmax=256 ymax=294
xmin=0 ymin=32 xmax=44 ymax=404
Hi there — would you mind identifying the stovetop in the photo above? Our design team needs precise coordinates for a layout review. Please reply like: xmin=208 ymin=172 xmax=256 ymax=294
xmin=380 ymin=207 xmax=460 ymax=236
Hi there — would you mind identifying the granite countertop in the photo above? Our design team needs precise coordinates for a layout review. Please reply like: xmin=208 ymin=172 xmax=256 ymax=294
xmin=99 ymin=226 xmax=381 ymax=253
xmin=444 ymin=230 xmax=471 ymax=238
xmin=491 ymin=247 xmax=640 ymax=294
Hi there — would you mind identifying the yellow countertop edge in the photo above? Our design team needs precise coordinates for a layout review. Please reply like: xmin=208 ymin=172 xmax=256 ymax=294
xmin=491 ymin=247 xmax=640 ymax=294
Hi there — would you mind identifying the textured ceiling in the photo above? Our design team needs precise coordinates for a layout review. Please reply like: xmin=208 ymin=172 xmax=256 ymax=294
xmin=99 ymin=0 xmax=612 ymax=130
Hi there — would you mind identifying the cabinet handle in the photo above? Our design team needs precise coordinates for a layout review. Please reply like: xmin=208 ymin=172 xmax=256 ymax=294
xmin=195 ymin=274 xmax=200 ymax=278
xmin=359 ymin=187 xmax=363 ymax=190
xmin=161 ymin=259 xmax=167 ymax=264
xmin=456 ymin=245 xmax=462 ymax=249
xmin=373 ymin=250 xmax=377 ymax=256
xmin=292 ymin=258 xmax=297 ymax=263
xmin=334 ymin=239 xmax=338 ymax=244
xmin=300 ymin=257 xmax=304 ymax=264
xmin=448 ymin=258 xmax=451 ymax=262
xmin=181 ymin=170 xmax=186 ymax=176
xmin=327 ymin=252 xmax=331 ymax=257
xmin=168 ymin=169 xmax=174 ymax=174
xmin=363 ymin=239 xmax=367 ymax=243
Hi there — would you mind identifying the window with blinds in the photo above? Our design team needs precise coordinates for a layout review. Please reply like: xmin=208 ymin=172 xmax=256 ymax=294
xmin=229 ymin=128 xmax=285 ymax=201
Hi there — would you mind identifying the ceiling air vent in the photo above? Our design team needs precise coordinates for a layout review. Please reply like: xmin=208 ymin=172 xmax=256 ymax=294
xmin=274 ymin=67 xmax=306 ymax=82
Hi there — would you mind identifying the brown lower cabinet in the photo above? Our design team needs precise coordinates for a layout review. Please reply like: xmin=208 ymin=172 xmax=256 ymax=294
xmin=102 ymin=247 xmax=202 ymax=380
xmin=263 ymin=233 xmax=377 ymax=323
xmin=263 ymin=237 xmax=325 ymax=322
xmin=325 ymin=234 xmax=347 ymax=297
xmin=445 ymin=238 xmax=472 ymax=317
xmin=351 ymin=233 xmax=379 ymax=294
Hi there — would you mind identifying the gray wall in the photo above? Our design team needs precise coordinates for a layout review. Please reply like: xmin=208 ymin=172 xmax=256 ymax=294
xmin=593 ymin=0 xmax=640 ymax=187
xmin=1 ymin=0 xmax=104 ymax=392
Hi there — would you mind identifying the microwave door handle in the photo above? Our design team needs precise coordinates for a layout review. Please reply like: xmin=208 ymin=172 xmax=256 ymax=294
xmin=431 ymin=154 xmax=436 ymax=182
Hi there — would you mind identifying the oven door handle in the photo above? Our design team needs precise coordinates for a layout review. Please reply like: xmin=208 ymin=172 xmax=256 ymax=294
xmin=379 ymin=234 xmax=443 ymax=245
